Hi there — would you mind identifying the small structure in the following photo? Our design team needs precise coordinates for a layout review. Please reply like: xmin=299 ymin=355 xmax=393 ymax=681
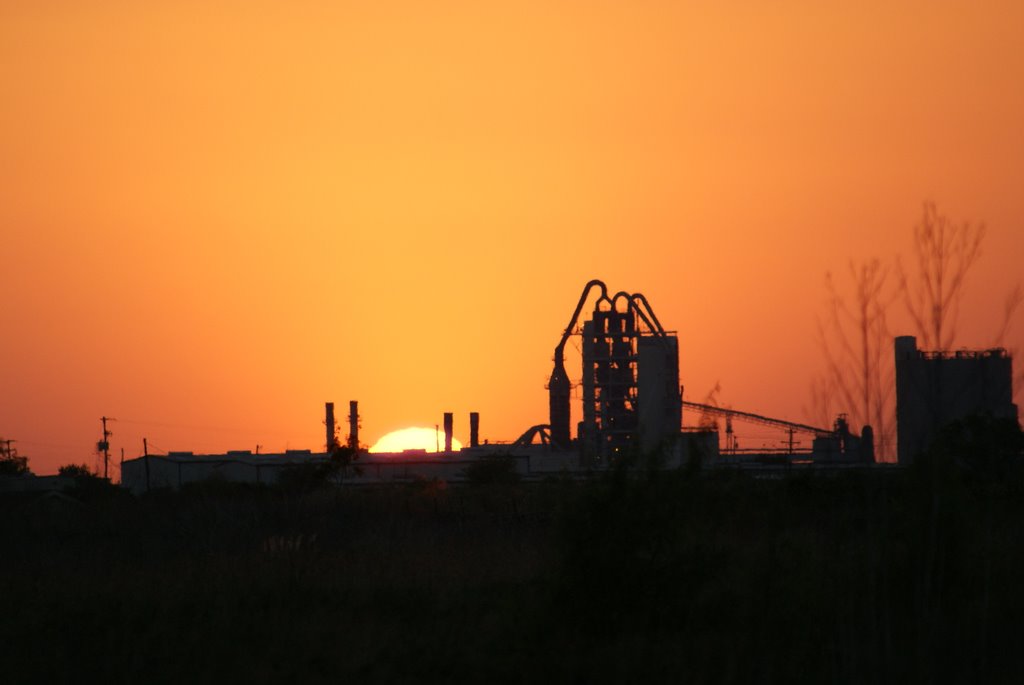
xmin=121 ymin=451 xmax=325 ymax=494
xmin=895 ymin=335 xmax=1017 ymax=465
xmin=119 ymin=447 xmax=584 ymax=495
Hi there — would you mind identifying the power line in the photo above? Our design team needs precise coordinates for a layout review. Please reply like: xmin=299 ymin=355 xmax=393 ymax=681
xmin=116 ymin=417 xmax=260 ymax=433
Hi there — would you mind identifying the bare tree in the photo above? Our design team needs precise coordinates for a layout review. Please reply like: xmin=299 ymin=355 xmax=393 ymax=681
xmin=897 ymin=201 xmax=985 ymax=351
xmin=813 ymin=202 xmax=1017 ymax=459
xmin=687 ymin=382 xmax=724 ymax=431
xmin=805 ymin=374 xmax=836 ymax=431
xmin=812 ymin=259 xmax=897 ymax=459
xmin=895 ymin=203 xmax=1022 ymax=401
xmin=992 ymin=284 xmax=1024 ymax=401
xmin=991 ymin=284 xmax=1022 ymax=349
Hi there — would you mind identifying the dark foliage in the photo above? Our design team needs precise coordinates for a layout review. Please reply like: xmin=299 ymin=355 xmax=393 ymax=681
xmin=53 ymin=462 xmax=127 ymax=503
xmin=3 ymin=441 xmax=1024 ymax=683
xmin=57 ymin=463 xmax=95 ymax=478
xmin=918 ymin=414 xmax=1024 ymax=482
xmin=275 ymin=447 xmax=360 ymax=493
xmin=461 ymin=455 xmax=521 ymax=486
xmin=0 ymin=452 xmax=29 ymax=476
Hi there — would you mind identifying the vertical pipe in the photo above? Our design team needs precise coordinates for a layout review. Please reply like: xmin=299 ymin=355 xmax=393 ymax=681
xmin=469 ymin=412 xmax=480 ymax=448
xmin=325 ymin=402 xmax=336 ymax=452
xmin=348 ymin=401 xmax=359 ymax=451
xmin=443 ymin=412 xmax=453 ymax=452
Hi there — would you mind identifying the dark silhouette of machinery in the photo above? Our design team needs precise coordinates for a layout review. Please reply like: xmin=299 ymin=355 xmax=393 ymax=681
xmin=548 ymin=279 xmax=681 ymax=460
xmin=682 ymin=401 xmax=874 ymax=463
xmin=513 ymin=424 xmax=551 ymax=447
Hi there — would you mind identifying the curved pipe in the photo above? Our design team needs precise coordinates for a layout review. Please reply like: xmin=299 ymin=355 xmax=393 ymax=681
xmin=550 ymin=279 xmax=608 ymax=448
xmin=513 ymin=424 xmax=551 ymax=447
xmin=610 ymin=290 xmax=632 ymax=311
xmin=631 ymin=297 xmax=658 ymax=334
xmin=553 ymin=279 xmax=609 ymax=362
xmin=630 ymin=293 xmax=666 ymax=335
xmin=605 ymin=291 xmax=667 ymax=337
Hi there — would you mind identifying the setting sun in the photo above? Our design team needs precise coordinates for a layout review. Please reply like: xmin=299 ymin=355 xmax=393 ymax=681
xmin=2 ymin=1 xmax=1022 ymax=474
xmin=370 ymin=427 xmax=464 ymax=454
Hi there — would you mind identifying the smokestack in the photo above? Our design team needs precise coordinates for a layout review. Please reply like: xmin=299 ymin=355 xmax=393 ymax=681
xmin=348 ymin=401 xmax=359 ymax=451
xmin=443 ymin=412 xmax=453 ymax=452
xmin=325 ymin=402 xmax=336 ymax=453
xmin=469 ymin=412 xmax=480 ymax=448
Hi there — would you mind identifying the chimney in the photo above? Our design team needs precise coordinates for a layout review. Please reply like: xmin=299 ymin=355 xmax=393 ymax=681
xmin=469 ymin=412 xmax=480 ymax=448
xmin=348 ymin=401 xmax=359 ymax=451
xmin=325 ymin=402 xmax=336 ymax=452
xmin=443 ymin=412 xmax=453 ymax=452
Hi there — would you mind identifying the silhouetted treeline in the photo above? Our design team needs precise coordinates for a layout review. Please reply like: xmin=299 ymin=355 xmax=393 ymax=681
xmin=1 ymin=424 xmax=1023 ymax=683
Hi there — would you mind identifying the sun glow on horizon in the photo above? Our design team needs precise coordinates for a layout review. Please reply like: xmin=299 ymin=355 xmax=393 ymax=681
xmin=370 ymin=427 xmax=464 ymax=454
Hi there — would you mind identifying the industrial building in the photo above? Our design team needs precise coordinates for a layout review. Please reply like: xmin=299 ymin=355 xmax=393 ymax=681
xmin=121 ymin=278 xmax=884 ymax=493
xmin=119 ymin=404 xmax=716 ymax=495
xmin=895 ymin=335 xmax=1017 ymax=465
xmin=119 ymin=446 xmax=582 ymax=495
xmin=680 ymin=402 xmax=874 ymax=465
xmin=548 ymin=280 xmax=686 ymax=463
xmin=119 ymin=401 xmax=588 ymax=494
xmin=546 ymin=279 xmax=870 ymax=466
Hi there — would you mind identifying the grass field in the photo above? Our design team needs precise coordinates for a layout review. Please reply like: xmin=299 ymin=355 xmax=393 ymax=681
xmin=3 ymin=432 xmax=1024 ymax=683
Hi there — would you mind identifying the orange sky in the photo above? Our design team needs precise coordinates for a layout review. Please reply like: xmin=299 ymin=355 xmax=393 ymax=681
xmin=3 ymin=1 xmax=1022 ymax=474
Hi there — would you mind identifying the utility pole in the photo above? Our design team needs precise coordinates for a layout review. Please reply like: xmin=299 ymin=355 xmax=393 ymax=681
xmin=143 ymin=438 xmax=151 ymax=492
xmin=99 ymin=416 xmax=115 ymax=481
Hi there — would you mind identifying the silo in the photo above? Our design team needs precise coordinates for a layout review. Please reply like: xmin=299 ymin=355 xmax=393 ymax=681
xmin=637 ymin=334 xmax=681 ymax=454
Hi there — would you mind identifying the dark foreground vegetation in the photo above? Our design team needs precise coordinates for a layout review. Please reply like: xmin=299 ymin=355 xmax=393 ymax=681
xmin=2 ymin=420 xmax=1024 ymax=683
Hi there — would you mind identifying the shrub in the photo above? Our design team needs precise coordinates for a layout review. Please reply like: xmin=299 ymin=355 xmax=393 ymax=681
xmin=58 ymin=463 xmax=95 ymax=479
xmin=0 ymin=451 xmax=29 ymax=476
xmin=275 ymin=447 xmax=360 ymax=493
xmin=462 ymin=455 xmax=520 ymax=486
